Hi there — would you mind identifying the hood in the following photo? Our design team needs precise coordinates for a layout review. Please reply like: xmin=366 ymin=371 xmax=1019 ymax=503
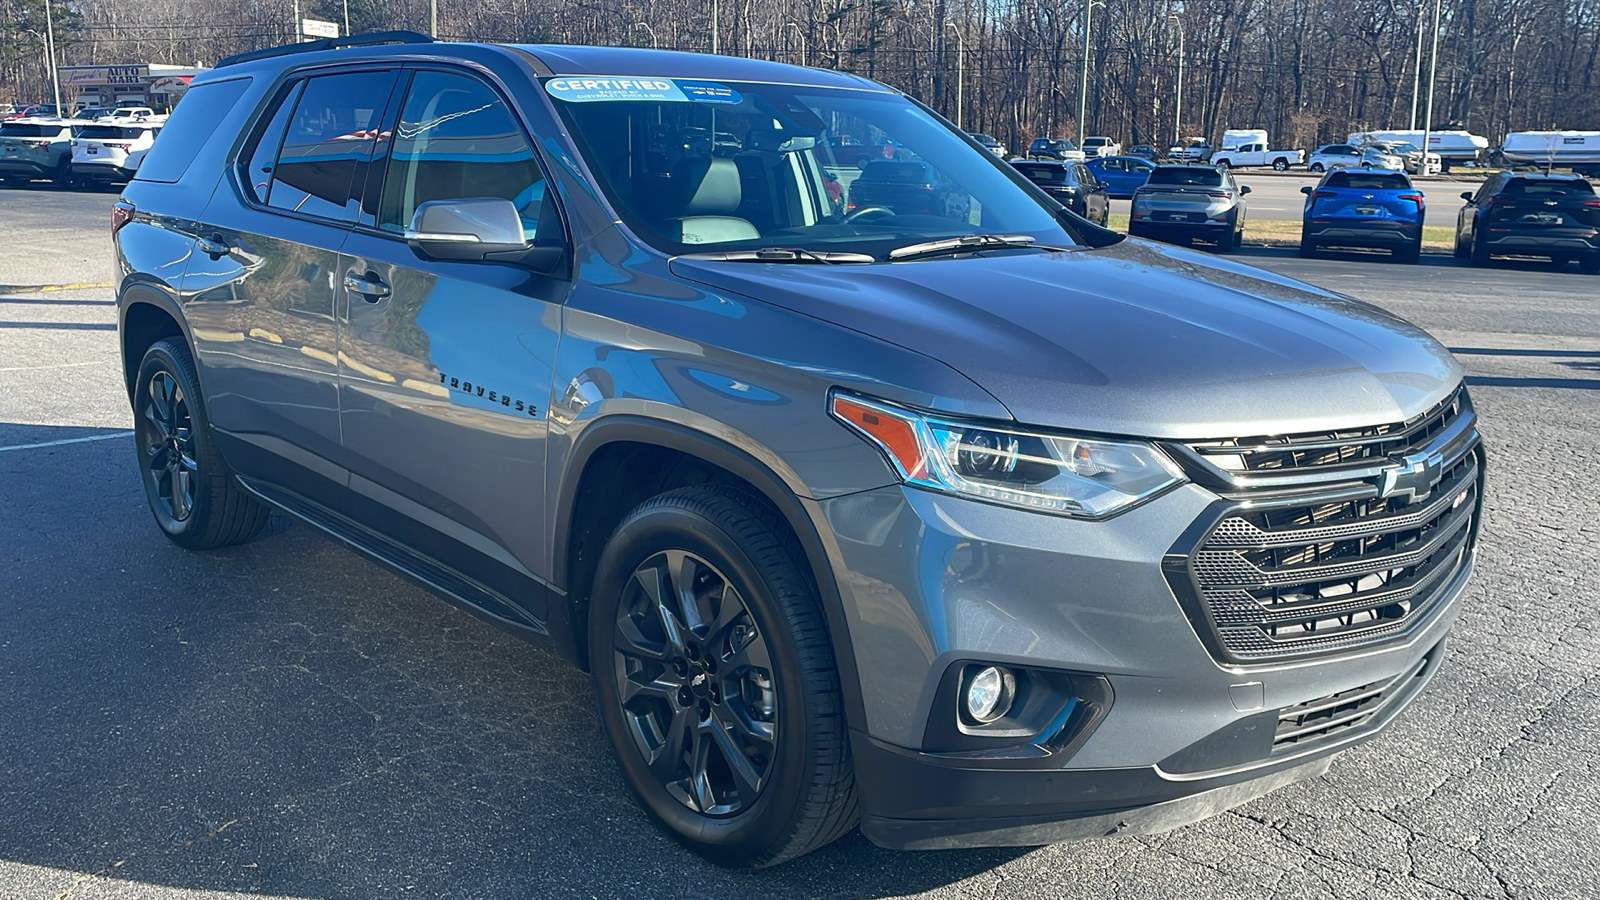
xmin=668 ymin=239 xmax=1462 ymax=440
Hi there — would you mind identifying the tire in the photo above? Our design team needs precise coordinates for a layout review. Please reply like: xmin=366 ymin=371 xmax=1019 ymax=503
xmin=1310 ymin=163 xmax=1325 ymax=173
xmin=1469 ymin=233 xmax=1492 ymax=267
xmin=1299 ymin=236 xmax=1318 ymax=258
xmin=133 ymin=339 xmax=269 ymax=550
xmin=590 ymin=485 xmax=856 ymax=868
xmin=1394 ymin=240 xmax=1421 ymax=264
xmin=1453 ymin=231 xmax=1470 ymax=260
xmin=1580 ymin=255 xmax=1600 ymax=274
xmin=52 ymin=160 xmax=72 ymax=188
xmin=1272 ymin=158 xmax=1289 ymax=171
xmin=1214 ymin=158 xmax=1230 ymax=170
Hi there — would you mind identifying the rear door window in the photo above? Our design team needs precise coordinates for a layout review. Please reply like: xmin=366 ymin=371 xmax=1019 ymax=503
xmin=240 ymin=82 xmax=303 ymax=203
xmin=267 ymin=70 xmax=398 ymax=222
xmin=374 ymin=69 xmax=550 ymax=240
xmin=135 ymin=78 xmax=252 ymax=183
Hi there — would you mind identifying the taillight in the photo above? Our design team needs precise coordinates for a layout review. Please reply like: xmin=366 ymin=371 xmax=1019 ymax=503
xmin=1582 ymin=200 xmax=1600 ymax=208
xmin=111 ymin=201 xmax=135 ymax=234
xmin=1311 ymin=190 xmax=1338 ymax=200
xmin=1399 ymin=193 xmax=1424 ymax=203
xmin=1487 ymin=196 xmax=1514 ymax=206
xmin=1206 ymin=190 xmax=1230 ymax=199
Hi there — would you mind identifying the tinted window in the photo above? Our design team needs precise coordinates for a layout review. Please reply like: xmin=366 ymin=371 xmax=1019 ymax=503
xmin=78 ymin=126 xmax=149 ymax=140
xmin=1013 ymin=164 xmax=1066 ymax=183
xmin=269 ymin=70 xmax=397 ymax=222
xmin=0 ymin=124 xmax=64 ymax=138
xmin=1502 ymin=178 xmax=1595 ymax=197
xmin=1148 ymin=167 xmax=1222 ymax=186
xmin=376 ymin=70 xmax=548 ymax=240
xmin=1324 ymin=172 xmax=1410 ymax=190
xmin=241 ymin=82 xmax=302 ymax=203
xmin=135 ymin=78 xmax=251 ymax=183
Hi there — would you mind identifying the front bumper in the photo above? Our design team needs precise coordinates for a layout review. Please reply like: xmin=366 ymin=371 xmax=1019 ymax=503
xmin=819 ymin=478 xmax=1470 ymax=848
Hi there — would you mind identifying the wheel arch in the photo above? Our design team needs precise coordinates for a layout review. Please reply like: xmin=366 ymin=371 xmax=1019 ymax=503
xmin=119 ymin=284 xmax=192 ymax=406
xmin=551 ymin=415 xmax=869 ymax=733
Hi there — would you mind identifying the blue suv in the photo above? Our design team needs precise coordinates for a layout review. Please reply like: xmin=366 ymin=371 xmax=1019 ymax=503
xmin=1300 ymin=169 xmax=1426 ymax=262
xmin=113 ymin=33 xmax=1481 ymax=866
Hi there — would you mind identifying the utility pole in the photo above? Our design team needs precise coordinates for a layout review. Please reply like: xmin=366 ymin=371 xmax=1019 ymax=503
xmin=44 ymin=0 xmax=61 ymax=112
xmin=343 ymin=0 xmax=350 ymax=36
xmin=431 ymin=0 xmax=438 ymax=38
xmin=633 ymin=22 xmax=658 ymax=48
xmin=1409 ymin=0 xmax=1425 ymax=129
xmin=945 ymin=22 xmax=965 ymax=130
xmin=1421 ymin=0 xmax=1442 ymax=170
xmin=712 ymin=0 xmax=719 ymax=54
xmin=1168 ymin=15 xmax=1184 ymax=148
xmin=1077 ymin=0 xmax=1104 ymax=146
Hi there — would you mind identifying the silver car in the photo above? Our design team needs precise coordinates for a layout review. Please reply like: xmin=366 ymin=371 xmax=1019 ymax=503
xmin=1128 ymin=164 xmax=1251 ymax=251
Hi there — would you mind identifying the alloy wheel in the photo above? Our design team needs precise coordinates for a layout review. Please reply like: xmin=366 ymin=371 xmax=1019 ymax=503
xmin=612 ymin=549 xmax=777 ymax=817
xmin=139 ymin=370 xmax=198 ymax=522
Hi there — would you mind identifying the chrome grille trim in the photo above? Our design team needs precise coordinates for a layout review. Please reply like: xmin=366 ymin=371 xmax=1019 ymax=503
xmin=1164 ymin=388 xmax=1483 ymax=664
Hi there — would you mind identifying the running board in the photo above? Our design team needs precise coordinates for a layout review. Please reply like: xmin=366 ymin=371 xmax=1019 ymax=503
xmin=237 ymin=476 xmax=550 ymax=639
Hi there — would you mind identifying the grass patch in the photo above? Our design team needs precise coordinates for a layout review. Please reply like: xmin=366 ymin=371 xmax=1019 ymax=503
xmin=1106 ymin=213 xmax=1454 ymax=250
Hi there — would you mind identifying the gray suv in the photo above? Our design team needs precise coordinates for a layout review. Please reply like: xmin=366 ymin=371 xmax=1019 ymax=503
xmin=114 ymin=33 xmax=1483 ymax=867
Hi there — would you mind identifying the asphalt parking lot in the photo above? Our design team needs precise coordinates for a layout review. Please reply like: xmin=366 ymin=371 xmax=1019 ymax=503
xmin=2 ymin=184 xmax=1598 ymax=900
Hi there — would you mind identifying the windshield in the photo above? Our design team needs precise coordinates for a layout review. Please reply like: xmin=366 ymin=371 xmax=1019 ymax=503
xmin=0 ymin=124 xmax=63 ymax=138
xmin=1148 ymin=167 xmax=1223 ymax=186
xmin=1387 ymin=142 xmax=1421 ymax=154
xmin=546 ymin=79 xmax=1074 ymax=258
xmin=78 ymin=125 xmax=148 ymax=140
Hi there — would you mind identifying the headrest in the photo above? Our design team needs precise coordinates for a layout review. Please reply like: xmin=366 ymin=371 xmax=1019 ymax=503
xmin=672 ymin=157 xmax=743 ymax=216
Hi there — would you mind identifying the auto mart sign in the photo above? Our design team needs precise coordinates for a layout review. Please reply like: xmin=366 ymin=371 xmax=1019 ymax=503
xmin=62 ymin=65 xmax=150 ymax=86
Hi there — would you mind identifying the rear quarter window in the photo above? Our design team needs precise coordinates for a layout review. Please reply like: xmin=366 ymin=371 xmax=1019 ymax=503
xmin=134 ymin=78 xmax=252 ymax=183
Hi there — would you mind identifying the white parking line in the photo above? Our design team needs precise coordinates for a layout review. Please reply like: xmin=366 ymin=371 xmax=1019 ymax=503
xmin=0 ymin=361 xmax=107 ymax=373
xmin=0 ymin=431 xmax=133 ymax=453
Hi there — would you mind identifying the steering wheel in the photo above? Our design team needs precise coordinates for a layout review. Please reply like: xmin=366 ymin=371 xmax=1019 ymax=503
xmin=844 ymin=206 xmax=894 ymax=224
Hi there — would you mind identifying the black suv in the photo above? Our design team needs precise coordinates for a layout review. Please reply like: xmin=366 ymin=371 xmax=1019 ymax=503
xmin=1454 ymin=172 xmax=1600 ymax=272
xmin=114 ymin=33 xmax=1480 ymax=868
xmin=1009 ymin=159 xmax=1110 ymax=225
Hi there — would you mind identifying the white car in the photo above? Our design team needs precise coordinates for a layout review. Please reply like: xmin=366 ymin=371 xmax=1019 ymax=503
xmin=72 ymin=121 xmax=161 ymax=187
xmin=1370 ymin=141 xmax=1440 ymax=175
xmin=1081 ymin=136 xmax=1121 ymax=158
xmin=0 ymin=117 xmax=77 ymax=186
xmin=1306 ymin=144 xmax=1363 ymax=172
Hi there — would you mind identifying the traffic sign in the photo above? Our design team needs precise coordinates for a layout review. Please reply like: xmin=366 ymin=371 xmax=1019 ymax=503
xmin=301 ymin=18 xmax=339 ymax=38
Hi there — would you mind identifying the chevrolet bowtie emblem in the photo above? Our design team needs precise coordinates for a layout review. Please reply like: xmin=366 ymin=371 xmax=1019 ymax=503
xmin=1379 ymin=449 xmax=1445 ymax=503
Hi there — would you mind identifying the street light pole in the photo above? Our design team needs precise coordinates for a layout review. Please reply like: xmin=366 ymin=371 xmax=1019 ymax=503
xmin=1409 ymin=0 xmax=1425 ymax=129
xmin=712 ymin=0 xmax=719 ymax=54
xmin=343 ymin=0 xmax=350 ymax=36
xmin=786 ymin=23 xmax=806 ymax=66
xmin=633 ymin=22 xmax=658 ymax=48
xmin=1077 ymin=0 xmax=1104 ymax=146
xmin=1421 ymin=0 xmax=1443 ymax=171
xmin=431 ymin=0 xmax=438 ymax=38
xmin=1168 ymin=15 xmax=1183 ymax=148
xmin=945 ymin=22 xmax=965 ymax=130
xmin=43 ymin=0 xmax=61 ymax=113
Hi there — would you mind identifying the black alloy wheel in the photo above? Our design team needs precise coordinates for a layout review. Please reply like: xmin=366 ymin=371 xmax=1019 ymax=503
xmin=590 ymin=486 xmax=856 ymax=867
xmin=612 ymin=548 xmax=778 ymax=817
xmin=133 ymin=339 xmax=268 ymax=549
xmin=138 ymin=368 xmax=199 ymax=526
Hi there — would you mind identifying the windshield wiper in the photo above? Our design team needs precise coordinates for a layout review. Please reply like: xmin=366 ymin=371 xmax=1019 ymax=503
xmin=676 ymin=247 xmax=874 ymax=264
xmin=886 ymin=234 xmax=1075 ymax=261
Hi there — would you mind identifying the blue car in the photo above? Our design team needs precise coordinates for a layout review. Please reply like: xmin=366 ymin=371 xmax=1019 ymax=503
xmin=1084 ymin=155 xmax=1156 ymax=198
xmin=1299 ymin=169 xmax=1426 ymax=262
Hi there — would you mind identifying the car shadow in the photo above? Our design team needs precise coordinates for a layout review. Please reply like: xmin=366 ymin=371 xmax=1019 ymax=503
xmin=0 ymin=423 xmax=1029 ymax=899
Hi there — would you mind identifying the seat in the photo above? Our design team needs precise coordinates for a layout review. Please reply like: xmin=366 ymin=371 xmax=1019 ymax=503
xmin=665 ymin=157 xmax=761 ymax=245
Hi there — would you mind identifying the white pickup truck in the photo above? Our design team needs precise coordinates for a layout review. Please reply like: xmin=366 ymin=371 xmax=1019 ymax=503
xmin=1211 ymin=141 xmax=1304 ymax=170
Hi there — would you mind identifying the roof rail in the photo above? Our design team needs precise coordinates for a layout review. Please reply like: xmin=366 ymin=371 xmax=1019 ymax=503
xmin=216 ymin=30 xmax=435 ymax=69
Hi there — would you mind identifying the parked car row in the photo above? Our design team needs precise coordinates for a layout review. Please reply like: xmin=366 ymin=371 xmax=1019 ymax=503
xmin=0 ymin=116 xmax=164 ymax=188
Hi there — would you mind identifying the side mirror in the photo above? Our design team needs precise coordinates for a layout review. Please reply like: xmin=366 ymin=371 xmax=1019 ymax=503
xmin=1239 ymin=185 xmax=1251 ymax=194
xmin=1300 ymin=185 xmax=1313 ymax=195
xmin=1460 ymin=191 xmax=1474 ymax=201
xmin=406 ymin=198 xmax=530 ymax=262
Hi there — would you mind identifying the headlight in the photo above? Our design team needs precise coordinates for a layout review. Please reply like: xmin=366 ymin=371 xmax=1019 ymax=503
xmin=830 ymin=392 xmax=1186 ymax=518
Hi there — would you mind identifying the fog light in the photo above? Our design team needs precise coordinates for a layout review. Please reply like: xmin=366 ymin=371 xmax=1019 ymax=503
xmin=963 ymin=665 xmax=1015 ymax=723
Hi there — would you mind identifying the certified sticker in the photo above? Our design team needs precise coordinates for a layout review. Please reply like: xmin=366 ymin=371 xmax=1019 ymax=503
xmin=544 ymin=77 xmax=742 ymax=105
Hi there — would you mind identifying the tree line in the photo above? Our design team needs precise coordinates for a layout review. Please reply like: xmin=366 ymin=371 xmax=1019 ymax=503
xmin=4 ymin=0 xmax=1598 ymax=152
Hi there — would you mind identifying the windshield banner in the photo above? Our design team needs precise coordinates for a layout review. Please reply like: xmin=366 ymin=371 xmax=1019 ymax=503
xmin=545 ymin=77 xmax=742 ymax=105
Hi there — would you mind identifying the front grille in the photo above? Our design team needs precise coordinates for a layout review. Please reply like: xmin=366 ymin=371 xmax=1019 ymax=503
xmin=1168 ymin=389 xmax=1482 ymax=663
xmin=1273 ymin=646 xmax=1437 ymax=752
xmin=1185 ymin=386 xmax=1465 ymax=474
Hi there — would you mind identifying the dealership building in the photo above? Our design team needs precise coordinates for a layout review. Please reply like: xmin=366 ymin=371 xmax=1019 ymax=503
xmin=57 ymin=63 xmax=210 ymax=112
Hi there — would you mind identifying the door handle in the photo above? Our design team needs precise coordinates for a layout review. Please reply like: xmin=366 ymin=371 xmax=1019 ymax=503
xmin=196 ymin=235 xmax=228 ymax=259
xmin=343 ymin=272 xmax=390 ymax=301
